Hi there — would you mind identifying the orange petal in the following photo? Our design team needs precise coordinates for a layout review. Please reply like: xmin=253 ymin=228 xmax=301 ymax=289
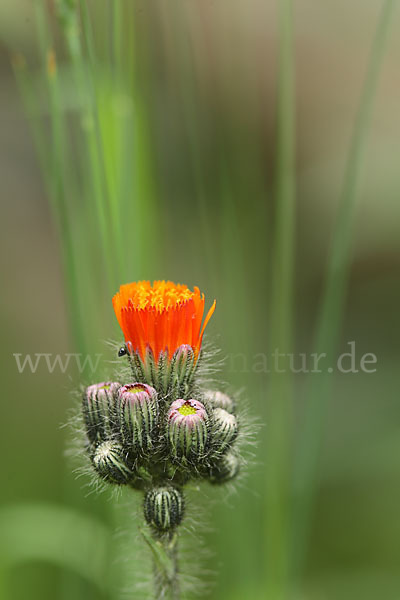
xmin=196 ymin=299 xmax=216 ymax=355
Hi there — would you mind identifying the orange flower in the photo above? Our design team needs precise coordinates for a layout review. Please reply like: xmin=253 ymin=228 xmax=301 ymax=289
xmin=112 ymin=281 xmax=216 ymax=361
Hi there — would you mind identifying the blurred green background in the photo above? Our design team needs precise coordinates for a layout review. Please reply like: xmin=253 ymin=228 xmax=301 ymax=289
xmin=0 ymin=1 xmax=399 ymax=599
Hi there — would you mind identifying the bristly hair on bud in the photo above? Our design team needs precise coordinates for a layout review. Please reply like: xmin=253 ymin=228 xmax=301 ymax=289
xmin=144 ymin=486 xmax=185 ymax=531
xmin=82 ymin=381 xmax=121 ymax=444
xmin=124 ymin=343 xmax=198 ymax=398
xmin=91 ymin=440 xmax=133 ymax=485
xmin=211 ymin=407 xmax=238 ymax=455
xmin=208 ymin=451 xmax=241 ymax=485
xmin=167 ymin=344 xmax=197 ymax=397
xmin=166 ymin=398 xmax=209 ymax=461
xmin=203 ymin=390 xmax=235 ymax=414
xmin=116 ymin=383 xmax=158 ymax=454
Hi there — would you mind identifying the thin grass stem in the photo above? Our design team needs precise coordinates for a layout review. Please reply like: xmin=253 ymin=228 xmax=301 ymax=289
xmin=265 ymin=1 xmax=296 ymax=598
xmin=292 ymin=0 xmax=396 ymax=579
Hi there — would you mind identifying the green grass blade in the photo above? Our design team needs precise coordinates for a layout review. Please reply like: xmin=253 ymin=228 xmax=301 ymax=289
xmin=265 ymin=0 xmax=296 ymax=598
xmin=32 ymin=0 xmax=88 ymax=355
xmin=292 ymin=0 xmax=396 ymax=578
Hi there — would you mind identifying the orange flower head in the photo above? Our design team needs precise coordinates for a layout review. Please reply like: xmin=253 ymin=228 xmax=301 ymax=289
xmin=112 ymin=280 xmax=216 ymax=362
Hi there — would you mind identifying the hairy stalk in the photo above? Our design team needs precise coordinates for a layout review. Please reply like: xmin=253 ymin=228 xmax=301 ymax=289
xmin=153 ymin=533 xmax=180 ymax=600
xmin=141 ymin=527 xmax=180 ymax=600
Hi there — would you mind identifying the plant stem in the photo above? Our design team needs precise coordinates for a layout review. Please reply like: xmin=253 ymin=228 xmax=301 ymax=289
xmin=141 ymin=528 xmax=180 ymax=599
xmin=154 ymin=534 xmax=179 ymax=600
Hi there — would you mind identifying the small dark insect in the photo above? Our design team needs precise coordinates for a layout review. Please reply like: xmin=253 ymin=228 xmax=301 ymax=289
xmin=118 ymin=346 xmax=127 ymax=357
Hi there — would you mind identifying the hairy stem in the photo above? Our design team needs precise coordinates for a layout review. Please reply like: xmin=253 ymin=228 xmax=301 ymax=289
xmin=154 ymin=534 xmax=179 ymax=600
xmin=141 ymin=528 xmax=180 ymax=599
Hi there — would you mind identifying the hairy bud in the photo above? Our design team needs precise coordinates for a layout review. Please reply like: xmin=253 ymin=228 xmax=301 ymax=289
xmin=170 ymin=344 xmax=196 ymax=384
xmin=204 ymin=390 xmax=235 ymax=414
xmin=212 ymin=408 xmax=238 ymax=452
xmin=209 ymin=451 xmax=240 ymax=484
xmin=83 ymin=381 xmax=121 ymax=443
xmin=144 ymin=486 xmax=184 ymax=531
xmin=125 ymin=343 xmax=197 ymax=397
xmin=117 ymin=383 xmax=158 ymax=453
xmin=91 ymin=440 xmax=132 ymax=484
xmin=166 ymin=399 xmax=208 ymax=460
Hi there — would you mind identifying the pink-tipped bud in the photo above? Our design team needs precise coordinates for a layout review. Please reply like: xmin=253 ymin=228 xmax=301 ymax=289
xmin=173 ymin=344 xmax=195 ymax=368
xmin=204 ymin=390 xmax=235 ymax=414
xmin=83 ymin=381 xmax=121 ymax=443
xmin=162 ymin=344 xmax=196 ymax=396
xmin=166 ymin=398 xmax=208 ymax=459
xmin=117 ymin=383 xmax=158 ymax=452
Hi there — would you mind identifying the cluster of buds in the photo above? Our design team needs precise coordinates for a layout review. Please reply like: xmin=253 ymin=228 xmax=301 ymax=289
xmin=81 ymin=281 xmax=242 ymax=535
xmin=83 ymin=381 xmax=158 ymax=485
xmin=82 ymin=351 xmax=241 ymax=533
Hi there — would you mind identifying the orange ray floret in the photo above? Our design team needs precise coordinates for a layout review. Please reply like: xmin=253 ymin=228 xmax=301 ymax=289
xmin=112 ymin=281 xmax=216 ymax=361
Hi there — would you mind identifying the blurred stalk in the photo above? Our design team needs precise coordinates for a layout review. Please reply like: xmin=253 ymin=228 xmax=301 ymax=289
xmin=78 ymin=0 xmax=121 ymax=292
xmin=12 ymin=2 xmax=161 ymax=598
xmin=112 ymin=0 xmax=122 ymax=70
xmin=166 ymin=1 xmax=219 ymax=288
xmin=265 ymin=1 xmax=295 ymax=598
xmin=117 ymin=1 xmax=160 ymax=282
xmin=292 ymin=0 xmax=396 ymax=581
xmin=16 ymin=10 xmax=97 ymax=600
xmin=36 ymin=0 xmax=89 ymax=356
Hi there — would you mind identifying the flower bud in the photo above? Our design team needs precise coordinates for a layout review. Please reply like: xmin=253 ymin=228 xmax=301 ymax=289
xmin=156 ymin=345 xmax=196 ymax=397
xmin=123 ymin=342 xmax=198 ymax=395
xmin=171 ymin=344 xmax=195 ymax=380
xmin=117 ymin=383 xmax=158 ymax=452
xmin=209 ymin=451 xmax=240 ymax=484
xmin=204 ymin=390 xmax=235 ymax=413
xmin=212 ymin=408 xmax=238 ymax=452
xmin=144 ymin=486 xmax=184 ymax=531
xmin=91 ymin=440 xmax=132 ymax=484
xmin=166 ymin=399 xmax=208 ymax=460
xmin=83 ymin=382 xmax=121 ymax=443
